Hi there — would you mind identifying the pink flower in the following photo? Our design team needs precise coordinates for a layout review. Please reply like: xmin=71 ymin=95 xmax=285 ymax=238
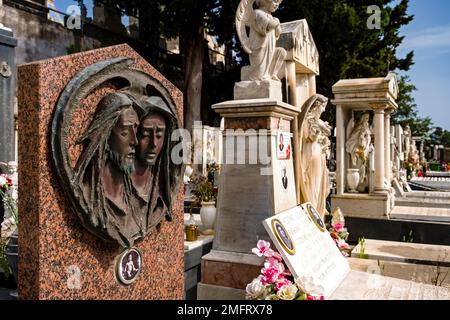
xmin=333 ymin=223 xmax=345 ymax=232
xmin=261 ymin=266 xmax=281 ymax=285
xmin=275 ymin=277 xmax=292 ymax=291
xmin=252 ymin=240 xmax=277 ymax=259
xmin=271 ymin=251 xmax=283 ymax=261
xmin=307 ymin=295 xmax=325 ymax=300
xmin=341 ymin=251 xmax=349 ymax=257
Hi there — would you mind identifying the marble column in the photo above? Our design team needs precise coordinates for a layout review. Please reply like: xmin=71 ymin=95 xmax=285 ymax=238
xmin=373 ymin=108 xmax=386 ymax=193
xmin=384 ymin=109 xmax=392 ymax=182
xmin=286 ymin=61 xmax=298 ymax=107
xmin=336 ymin=105 xmax=345 ymax=195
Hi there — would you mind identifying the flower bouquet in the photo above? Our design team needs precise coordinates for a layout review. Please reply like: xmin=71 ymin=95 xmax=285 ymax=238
xmin=190 ymin=174 xmax=217 ymax=204
xmin=328 ymin=208 xmax=351 ymax=257
xmin=246 ymin=240 xmax=325 ymax=300
xmin=0 ymin=168 xmax=19 ymax=279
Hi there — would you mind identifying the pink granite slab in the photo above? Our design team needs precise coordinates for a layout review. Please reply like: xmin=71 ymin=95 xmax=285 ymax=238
xmin=17 ymin=44 xmax=184 ymax=300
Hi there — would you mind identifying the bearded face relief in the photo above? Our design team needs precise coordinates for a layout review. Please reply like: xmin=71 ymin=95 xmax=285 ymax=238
xmin=51 ymin=58 xmax=183 ymax=248
xmin=108 ymin=107 xmax=139 ymax=174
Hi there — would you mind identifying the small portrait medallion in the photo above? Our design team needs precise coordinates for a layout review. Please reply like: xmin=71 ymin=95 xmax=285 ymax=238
xmin=116 ymin=248 xmax=142 ymax=285
xmin=306 ymin=203 xmax=326 ymax=232
xmin=271 ymin=219 xmax=296 ymax=255
xmin=277 ymin=132 xmax=291 ymax=160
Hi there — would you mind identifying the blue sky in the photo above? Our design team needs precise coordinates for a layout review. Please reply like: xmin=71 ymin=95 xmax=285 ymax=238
xmin=53 ymin=1 xmax=450 ymax=130
xmin=397 ymin=0 xmax=450 ymax=131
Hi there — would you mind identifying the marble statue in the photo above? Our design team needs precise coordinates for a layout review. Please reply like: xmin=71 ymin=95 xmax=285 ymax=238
xmin=346 ymin=112 xmax=373 ymax=192
xmin=403 ymin=125 xmax=412 ymax=161
xmin=236 ymin=0 xmax=287 ymax=81
xmin=408 ymin=141 xmax=420 ymax=169
xmin=298 ymin=95 xmax=332 ymax=219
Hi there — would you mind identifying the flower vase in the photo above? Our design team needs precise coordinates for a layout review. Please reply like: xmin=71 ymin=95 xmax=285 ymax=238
xmin=346 ymin=169 xmax=360 ymax=193
xmin=200 ymin=201 xmax=216 ymax=236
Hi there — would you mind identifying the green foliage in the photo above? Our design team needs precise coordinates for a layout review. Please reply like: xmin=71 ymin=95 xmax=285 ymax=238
xmin=402 ymin=230 xmax=414 ymax=243
xmin=392 ymin=75 xmax=433 ymax=137
xmin=190 ymin=175 xmax=216 ymax=203
xmin=429 ymin=127 xmax=450 ymax=148
xmin=358 ymin=237 xmax=368 ymax=259
xmin=277 ymin=0 xmax=415 ymax=125
xmin=0 ymin=240 xmax=11 ymax=279
xmin=377 ymin=259 xmax=385 ymax=275
xmin=103 ymin=0 xmax=423 ymax=134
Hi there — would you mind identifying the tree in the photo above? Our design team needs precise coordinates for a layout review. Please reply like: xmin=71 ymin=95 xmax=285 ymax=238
xmin=105 ymin=0 xmax=239 ymax=131
xmin=429 ymin=127 xmax=450 ymax=148
xmin=276 ymin=0 xmax=415 ymax=125
xmin=391 ymin=75 xmax=432 ymax=138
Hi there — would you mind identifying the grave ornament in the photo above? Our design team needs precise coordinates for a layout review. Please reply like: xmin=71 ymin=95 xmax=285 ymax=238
xmin=51 ymin=58 xmax=183 ymax=249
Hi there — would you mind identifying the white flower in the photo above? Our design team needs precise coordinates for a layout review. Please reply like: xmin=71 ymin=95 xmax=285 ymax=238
xmin=276 ymin=284 xmax=298 ymax=300
xmin=0 ymin=176 xmax=7 ymax=187
xmin=295 ymin=276 xmax=325 ymax=296
xmin=264 ymin=294 xmax=279 ymax=300
xmin=1 ymin=216 xmax=17 ymax=239
xmin=245 ymin=276 xmax=267 ymax=300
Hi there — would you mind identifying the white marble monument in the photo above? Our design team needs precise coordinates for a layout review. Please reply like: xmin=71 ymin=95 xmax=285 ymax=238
xmin=297 ymin=95 xmax=332 ymax=219
xmin=331 ymin=74 xmax=399 ymax=219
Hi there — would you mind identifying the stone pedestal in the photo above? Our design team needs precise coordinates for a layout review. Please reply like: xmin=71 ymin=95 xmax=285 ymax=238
xmin=18 ymin=44 xmax=185 ymax=300
xmin=0 ymin=26 xmax=17 ymax=163
xmin=234 ymin=80 xmax=282 ymax=101
xmin=197 ymin=99 xmax=299 ymax=298
xmin=331 ymin=193 xmax=392 ymax=220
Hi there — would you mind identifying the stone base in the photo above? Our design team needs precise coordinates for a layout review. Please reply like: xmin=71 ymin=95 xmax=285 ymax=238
xmin=198 ymin=271 xmax=450 ymax=300
xmin=330 ymin=270 xmax=450 ymax=300
xmin=331 ymin=193 xmax=394 ymax=219
xmin=197 ymin=283 xmax=245 ymax=300
xmin=234 ymin=80 xmax=282 ymax=101
xmin=201 ymin=250 xmax=263 ymax=290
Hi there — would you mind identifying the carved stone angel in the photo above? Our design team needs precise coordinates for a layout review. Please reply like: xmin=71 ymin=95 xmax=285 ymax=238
xmin=297 ymin=95 xmax=332 ymax=219
xmin=236 ymin=0 xmax=287 ymax=81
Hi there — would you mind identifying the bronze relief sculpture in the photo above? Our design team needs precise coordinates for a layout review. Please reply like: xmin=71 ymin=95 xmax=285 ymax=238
xmin=51 ymin=58 xmax=183 ymax=248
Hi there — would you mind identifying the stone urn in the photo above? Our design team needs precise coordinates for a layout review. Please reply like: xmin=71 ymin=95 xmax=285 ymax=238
xmin=346 ymin=169 xmax=360 ymax=193
xmin=200 ymin=201 xmax=216 ymax=236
